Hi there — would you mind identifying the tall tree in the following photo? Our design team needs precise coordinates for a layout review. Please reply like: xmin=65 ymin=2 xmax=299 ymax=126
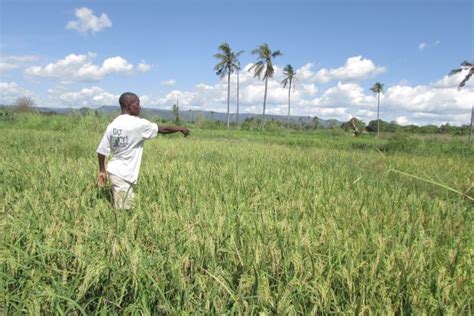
xmin=214 ymin=43 xmax=243 ymax=129
xmin=370 ymin=82 xmax=384 ymax=138
xmin=172 ymin=99 xmax=180 ymax=125
xmin=236 ymin=58 xmax=243 ymax=128
xmin=249 ymin=43 xmax=282 ymax=130
xmin=449 ymin=61 xmax=474 ymax=143
xmin=281 ymin=64 xmax=296 ymax=129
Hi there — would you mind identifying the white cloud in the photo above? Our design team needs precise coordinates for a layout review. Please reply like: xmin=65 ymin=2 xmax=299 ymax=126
xmin=313 ymin=56 xmax=385 ymax=83
xmin=296 ymin=63 xmax=316 ymax=81
xmin=383 ymin=83 xmax=472 ymax=115
xmin=140 ymin=95 xmax=151 ymax=105
xmin=302 ymin=83 xmax=318 ymax=96
xmin=24 ymin=53 xmax=144 ymax=82
xmin=0 ymin=82 xmax=33 ymax=104
xmin=48 ymin=87 xmax=119 ymax=107
xmin=0 ymin=55 xmax=39 ymax=73
xmin=396 ymin=116 xmax=411 ymax=126
xmin=137 ymin=61 xmax=151 ymax=72
xmin=418 ymin=42 xmax=428 ymax=51
xmin=314 ymin=82 xmax=374 ymax=109
xmin=66 ymin=7 xmax=112 ymax=35
xmin=160 ymin=79 xmax=176 ymax=86
xmin=418 ymin=40 xmax=441 ymax=51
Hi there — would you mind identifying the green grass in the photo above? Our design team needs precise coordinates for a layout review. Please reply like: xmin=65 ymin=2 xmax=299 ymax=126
xmin=1 ymin=113 xmax=473 ymax=314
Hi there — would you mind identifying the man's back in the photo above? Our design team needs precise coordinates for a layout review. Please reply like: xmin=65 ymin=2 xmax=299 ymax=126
xmin=97 ymin=114 xmax=158 ymax=183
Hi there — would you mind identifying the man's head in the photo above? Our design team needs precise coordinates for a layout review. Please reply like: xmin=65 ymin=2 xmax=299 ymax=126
xmin=119 ymin=92 xmax=141 ymax=116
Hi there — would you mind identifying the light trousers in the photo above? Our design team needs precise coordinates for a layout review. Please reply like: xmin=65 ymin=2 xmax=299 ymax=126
xmin=108 ymin=173 xmax=135 ymax=209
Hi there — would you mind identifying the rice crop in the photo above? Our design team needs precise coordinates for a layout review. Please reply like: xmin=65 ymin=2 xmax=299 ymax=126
xmin=1 ymin=113 xmax=473 ymax=314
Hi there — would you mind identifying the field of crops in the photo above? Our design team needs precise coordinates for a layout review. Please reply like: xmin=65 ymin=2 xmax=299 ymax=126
xmin=1 ymin=113 xmax=473 ymax=314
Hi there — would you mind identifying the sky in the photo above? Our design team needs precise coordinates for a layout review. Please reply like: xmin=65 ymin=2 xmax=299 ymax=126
xmin=0 ymin=0 xmax=473 ymax=126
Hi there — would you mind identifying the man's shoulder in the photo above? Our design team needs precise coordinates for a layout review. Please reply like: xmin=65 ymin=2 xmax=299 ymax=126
xmin=134 ymin=116 xmax=155 ymax=127
xmin=118 ymin=115 xmax=155 ymax=130
xmin=105 ymin=115 xmax=123 ymax=129
xmin=109 ymin=114 xmax=139 ymax=124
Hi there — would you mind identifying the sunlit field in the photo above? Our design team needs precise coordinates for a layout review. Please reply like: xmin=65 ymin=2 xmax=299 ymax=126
xmin=1 ymin=113 xmax=473 ymax=314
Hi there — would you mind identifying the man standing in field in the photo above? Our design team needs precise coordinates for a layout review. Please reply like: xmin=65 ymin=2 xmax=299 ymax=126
xmin=96 ymin=92 xmax=189 ymax=209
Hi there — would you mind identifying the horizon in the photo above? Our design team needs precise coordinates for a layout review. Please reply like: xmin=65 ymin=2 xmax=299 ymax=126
xmin=1 ymin=0 xmax=473 ymax=126
xmin=2 ymin=104 xmax=470 ymax=128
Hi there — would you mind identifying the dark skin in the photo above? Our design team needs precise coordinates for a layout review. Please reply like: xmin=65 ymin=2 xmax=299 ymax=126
xmin=97 ymin=95 xmax=190 ymax=187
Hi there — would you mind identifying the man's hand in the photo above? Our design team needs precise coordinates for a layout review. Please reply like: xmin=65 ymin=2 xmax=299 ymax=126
xmin=96 ymin=171 xmax=107 ymax=188
xmin=181 ymin=127 xmax=190 ymax=137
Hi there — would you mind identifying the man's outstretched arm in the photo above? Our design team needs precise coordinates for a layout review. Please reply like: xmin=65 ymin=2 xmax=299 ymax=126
xmin=158 ymin=125 xmax=190 ymax=137
xmin=97 ymin=154 xmax=107 ymax=187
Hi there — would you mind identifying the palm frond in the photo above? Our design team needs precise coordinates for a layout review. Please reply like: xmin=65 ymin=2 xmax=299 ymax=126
xmin=272 ymin=50 xmax=282 ymax=58
xmin=370 ymin=82 xmax=384 ymax=93
xmin=283 ymin=64 xmax=295 ymax=79
xmin=459 ymin=68 xmax=474 ymax=88
xmin=249 ymin=61 xmax=263 ymax=71
xmin=214 ymin=53 xmax=226 ymax=59
xmin=249 ymin=62 xmax=264 ymax=79
xmin=449 ymin=68 xmax=463 ymax=76
xmin=216 ymin=68 xmax=228 ymax=78
xmin=218 ymin=43 xmax=231 ymax=54
xmin=214 ymin=43 xmax=244 ymax=78
xmin=250 ymin=44 xmax=282 ymax=81
xmin=251 ymin=48 xmax=261 ymax=56
xmin=213 ymin=60 xmax=226 ymax=70
xmin=449 ymin=61 xmax=474 ymax=89
xmin=264 ymin=64 xmax=275 ymax=79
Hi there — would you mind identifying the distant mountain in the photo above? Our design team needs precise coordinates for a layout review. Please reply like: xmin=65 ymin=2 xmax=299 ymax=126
xmin=0 ymin=105 xmax=343 ymax=128
xmin=93 ymin=106 xmax=342 ymax=128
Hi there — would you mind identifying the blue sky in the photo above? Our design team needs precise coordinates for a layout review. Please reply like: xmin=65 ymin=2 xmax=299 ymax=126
xmin=1 ymin=0 xmax=473 ymax=125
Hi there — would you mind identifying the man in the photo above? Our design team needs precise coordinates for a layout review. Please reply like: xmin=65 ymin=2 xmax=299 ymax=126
xmin=96 ymin=92 xmax=189 ymax=209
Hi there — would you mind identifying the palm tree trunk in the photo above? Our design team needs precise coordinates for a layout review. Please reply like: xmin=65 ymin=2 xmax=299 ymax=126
xmin=287 ymin=80 xmax=292 ymax=129
xmin=236 ymin=70 xmax=240 ymax=128
xmin=376 ymin=92 xmax=380 ymax=139
xmin=262 ymin=77 xmax=268 ymax=131
xmin=226 ymin=71 xmax=231 ymax=129
xmin=469 ymin=104 xmax=473 ymax=144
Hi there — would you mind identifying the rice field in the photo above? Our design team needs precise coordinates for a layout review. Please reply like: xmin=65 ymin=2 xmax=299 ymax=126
xmin=1 ymin=113 xmax=473 ymax=314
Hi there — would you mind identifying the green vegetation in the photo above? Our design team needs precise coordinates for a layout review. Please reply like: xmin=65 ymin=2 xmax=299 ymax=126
xmin=1 ymin=112 xmax=473 ymax=314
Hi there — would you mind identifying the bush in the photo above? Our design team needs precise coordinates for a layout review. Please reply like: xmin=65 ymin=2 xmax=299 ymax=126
xmin=15 ymin=96 xmax=36 ymax=112
xmin=377 ymin=133 xmax=421 ymax=154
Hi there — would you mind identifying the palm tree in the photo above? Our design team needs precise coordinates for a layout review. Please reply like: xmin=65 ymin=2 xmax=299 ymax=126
xmin=281 ymin=64 xmax=296 ymax=129
xmin=249 ymin=43 xmax=282 ymax=130
xmin=370 ymin=82 xmax=384 ymax=138
xmin=214 ymin=43 xmax=243 ymax=129
xmin=236 ymin=60 xmax=242 ymax=128
xmin=449 ymin=61 xmax=474 ymax=143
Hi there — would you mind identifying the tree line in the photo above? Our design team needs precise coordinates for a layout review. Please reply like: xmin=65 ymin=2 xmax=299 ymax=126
xmin=214 ymin=43 xmax=473 ymax=141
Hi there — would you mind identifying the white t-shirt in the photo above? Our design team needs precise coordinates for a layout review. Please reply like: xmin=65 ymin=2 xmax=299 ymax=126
xmin=96 ymin=114 xmax=158 ymax=183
